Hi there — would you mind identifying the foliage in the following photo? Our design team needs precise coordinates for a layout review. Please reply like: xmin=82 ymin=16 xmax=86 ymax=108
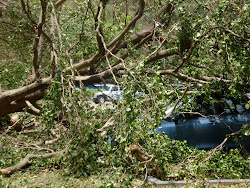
xmin=41 ymin=71 xmax=250 ymax=182
xmin=0 ymin=1 xmax=33 ymax=62
xmin=0 ymin=131 xmax=57 ymax=172
xmin=0 ymin=61 xmax=30 ymax=90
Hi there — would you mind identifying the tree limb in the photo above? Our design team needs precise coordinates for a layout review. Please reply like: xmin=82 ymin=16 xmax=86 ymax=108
xmin=0 ymin=77 xmax=51 ymax=105
xmin=95 ymin=0 xmax=108 ymax=52
xmin=222 ymin=26 xmax=250 ymax=43
xmin=0 ymin=77 xmax=51 ymax=116
xmin=159 ymin=70 xmax=210 ymax=84
xmin=199 ymin=75 xmax=232 ymax=83
xmin=0 ymin=149 xmax=66 ymax=175
xmin=107 ymin=0 xmax=145 ymax=48
xmin=64 ymin=0 xmax=174 ymax=75
xmin=55 ymin=0 xmax=67 ymax=8
xmin=146 ymin=48 xmax=178 ymax=64
xmin=96 ymin=116 xmax=116 ymax=137
xmin=74 ymin=63 xmax=125 ymax=84
xmin=25 ymin=100 xmax=41 ymax=115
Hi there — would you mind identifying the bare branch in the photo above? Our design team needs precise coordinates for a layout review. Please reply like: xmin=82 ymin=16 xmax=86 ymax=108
xmin=25 ymin=100 xmax=41 ymax=115
xmin=32 ymin=0 xmax=48 ymax=79
xmin=199 ymin=75 xmax=232 ymax=83
xmin=146 ymin=48 xmax=178 ymax=64
xmin=55 ymin=0 xmax=67 ymax=8
xmin=20 ymin=0 xmax=47 ymax=79
xmin=20 ymin=0 xmax=37 ymax=26
xmin=95 ymin=0 xmax=108 ymax=52
xmin=107 ymin=0 xmax=145 ymax=48
xmin=75 ymin=63 xmax=125 ymax=84
xmin=0 ymin=149 xmax=66 ymax=175
xmin=0 ymin=77 xmax=51 ymax=105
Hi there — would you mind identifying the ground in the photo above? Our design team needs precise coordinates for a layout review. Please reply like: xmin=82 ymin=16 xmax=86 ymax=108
xmin=1 ymin=170 xmax=249 ymax=187
xmin=1 ymin=170 xmax=155 ymax=188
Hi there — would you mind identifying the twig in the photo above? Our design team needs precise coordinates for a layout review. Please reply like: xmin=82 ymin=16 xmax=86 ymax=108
xmin=163 ymin=85 xmax=189 ymax=119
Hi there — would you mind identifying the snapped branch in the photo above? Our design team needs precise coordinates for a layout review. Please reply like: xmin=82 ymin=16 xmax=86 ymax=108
xmin=0 ymin=149 xmax=66 ymax=175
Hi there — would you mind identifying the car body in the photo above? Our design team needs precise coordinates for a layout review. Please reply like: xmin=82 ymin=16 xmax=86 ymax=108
xmin=93 ymin=84 xmax=123 ymax=103
xmin=156 ymin=97 xmax=250 ymax=150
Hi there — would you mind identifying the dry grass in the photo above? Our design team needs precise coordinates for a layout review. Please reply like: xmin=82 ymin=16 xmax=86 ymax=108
xmin=1 ymin=170 xmax=249 ymax=188
xmin=1 ymin=170 xmax=156 ymax=188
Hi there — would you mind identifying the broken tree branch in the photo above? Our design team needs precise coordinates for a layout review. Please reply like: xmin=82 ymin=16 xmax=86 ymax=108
xmin=55 ymin=0 xmax=67 ymax=8
xmin=0 ymin=77 xmax=51 ymax=105
xmin=163 ymin=85 xmax=189 ymax=119
xmin=126 ymin=144 xmax=162 ymax=179
xmin=0 ymin=149 xmax=66 ymax=175
xmin=25 ymin=100 xmax=41 ymax=115
xmin=96 ymin=116 xmax=116 ymax=136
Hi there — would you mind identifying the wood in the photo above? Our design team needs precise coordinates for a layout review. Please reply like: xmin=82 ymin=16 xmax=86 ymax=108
xmin=0 ymin=149 xmax=66 ymax=175
xmin=55 ymin=0 xmax=67 ymax=8
xmin=126 ymin=144 xmax=162 ymax=179
xmin=0 ymin=77 xmax=51 ymax=117
xmin=25 ymin=100 xmax=41 ymax=115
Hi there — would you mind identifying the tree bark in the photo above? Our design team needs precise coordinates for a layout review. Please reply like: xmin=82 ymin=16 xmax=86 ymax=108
xmin=0 ymin=77 xmax=51 ymax=117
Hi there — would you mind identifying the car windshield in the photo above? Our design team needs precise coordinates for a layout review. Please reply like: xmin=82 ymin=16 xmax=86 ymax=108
xmin=94 ymin=84 xmax=113 ymax=91
xmin=111 ymin=86 xmax=123 ymax=91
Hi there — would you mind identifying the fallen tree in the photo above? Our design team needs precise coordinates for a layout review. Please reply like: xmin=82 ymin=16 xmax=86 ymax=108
xmin=0 ymin=0 xmax=249 ymax=182
xmin=0 ymin=0 xmax=248 ymax=117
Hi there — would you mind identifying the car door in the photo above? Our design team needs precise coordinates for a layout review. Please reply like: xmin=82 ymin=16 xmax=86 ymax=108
xmin=110 ymin=86 xmax=122 ymax=100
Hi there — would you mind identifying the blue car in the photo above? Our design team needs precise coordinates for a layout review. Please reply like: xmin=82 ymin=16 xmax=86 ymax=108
xmin=156 ymin=97 xmax=250 ymax=150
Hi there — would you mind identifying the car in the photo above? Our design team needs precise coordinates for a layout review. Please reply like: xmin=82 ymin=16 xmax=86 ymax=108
xmin=93 ymin=84 xmax=123 ymax=103
xmin=156 ymin=95 xmax=250 ymax=150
